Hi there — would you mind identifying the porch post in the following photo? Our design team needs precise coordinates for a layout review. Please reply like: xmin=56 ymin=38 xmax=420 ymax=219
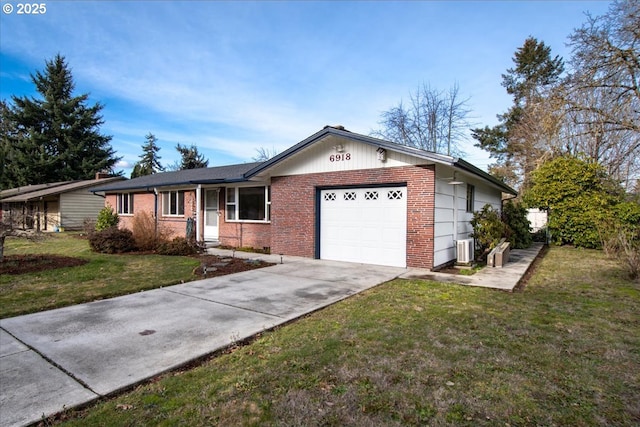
xmin=196 ymin=184 xmax=202 ymax=242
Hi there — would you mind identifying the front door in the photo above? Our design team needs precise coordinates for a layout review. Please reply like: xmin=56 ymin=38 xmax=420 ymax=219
xmin=204 ymin=189 xmax=219 ymax=241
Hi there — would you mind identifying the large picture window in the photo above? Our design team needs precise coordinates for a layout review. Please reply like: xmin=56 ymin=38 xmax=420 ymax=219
xmin=225 ymin=186 xmax=270 ymax=222
xmin=162 ymin=191 xmax=185 ymax=216
xmin=117 ymin=193 xmax=134 ymax=215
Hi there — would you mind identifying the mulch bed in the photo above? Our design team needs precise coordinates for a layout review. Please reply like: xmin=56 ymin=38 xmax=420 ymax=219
xmin=0 ymin=255 xmax=89 ymax=275
xmin=193 ymin=255 xmax=274 ymax=278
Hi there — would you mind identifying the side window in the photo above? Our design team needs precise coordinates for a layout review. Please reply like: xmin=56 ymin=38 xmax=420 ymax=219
xmin=117 ymin=193 xmax=134 ymax=215
xmin=466 ymin=184 xmax=475 ymax=213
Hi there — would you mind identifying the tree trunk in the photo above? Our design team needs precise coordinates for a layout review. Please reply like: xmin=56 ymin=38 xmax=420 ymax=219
xmin=0 ymin=234 xmax=5 ymax=262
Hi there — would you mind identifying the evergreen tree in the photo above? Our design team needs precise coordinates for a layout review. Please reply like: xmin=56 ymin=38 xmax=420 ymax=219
xmin=175 ymin=143 xmax=208 ymax=170
xmin=472 ymin=37 xmax=564 ymax=190
xmin=131 ymin=133 xmax=164 ymax=178
xmin=3 ymin=54 xmax=119 ymax=187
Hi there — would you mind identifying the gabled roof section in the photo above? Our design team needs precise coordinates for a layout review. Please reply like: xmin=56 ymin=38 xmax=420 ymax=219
xmin=91 ymin=162 xmax=264 ymax=193
xmin=245 ymin=126 xmax=517 ymax=195
xmin=244 ymin=126 xmax=456 ymax=178
xmin=2 ymin=177 xmax=126 ymax=202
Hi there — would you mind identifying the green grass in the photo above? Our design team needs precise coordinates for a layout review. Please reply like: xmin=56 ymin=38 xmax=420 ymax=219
xmin=53 ymin=245 xmax=639 ymax=426
xmin=0 ymin=233 xmax=200 ymax=318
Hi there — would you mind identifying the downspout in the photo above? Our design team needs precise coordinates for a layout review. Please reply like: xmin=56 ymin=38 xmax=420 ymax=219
xmin=153 ymin=187 xmax=159 ymax=237
xmin=453 ymin=183 xmax=458 ymax=243
xmin=196 ymin=184 xmax=202 ymax=243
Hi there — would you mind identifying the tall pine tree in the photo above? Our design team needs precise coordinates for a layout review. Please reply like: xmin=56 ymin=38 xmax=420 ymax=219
xmin=131 ymin=133 xmax=164 ymax=178
xmin=3 ymin=54 xmax=119 ymax=188
xmin=175 ymin=143 xmax=208 ymax=170
xmin=472 ymin=37 xmax=564 ymax=190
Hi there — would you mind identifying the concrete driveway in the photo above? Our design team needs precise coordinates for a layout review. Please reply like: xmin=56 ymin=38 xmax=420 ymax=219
xmin=0 ymin=256 xmax=405 ymax=427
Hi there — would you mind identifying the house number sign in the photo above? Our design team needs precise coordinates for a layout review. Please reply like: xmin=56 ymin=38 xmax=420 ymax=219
xmin=329 ymin=153 xmax=351 ymax=162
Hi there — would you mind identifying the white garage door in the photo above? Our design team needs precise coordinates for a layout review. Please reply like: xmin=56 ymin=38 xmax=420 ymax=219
xmin=320 ymin=187 xmax=407 ymax=267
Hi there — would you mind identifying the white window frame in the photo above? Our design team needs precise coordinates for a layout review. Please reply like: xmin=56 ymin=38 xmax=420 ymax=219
xmin=225 ymin=185 xmax=271 ymax=223
xmin=117 ymin=193 xmax=134 ymax=215
xmin=162 ymin=190 xmax=185 ymax=216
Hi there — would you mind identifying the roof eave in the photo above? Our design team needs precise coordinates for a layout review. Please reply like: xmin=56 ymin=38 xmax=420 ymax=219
xmin=454 ymin=158 xmax=517 ymax=195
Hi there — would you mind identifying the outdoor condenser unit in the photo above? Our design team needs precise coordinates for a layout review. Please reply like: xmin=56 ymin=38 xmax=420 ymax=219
xmin=456 ymin=239 xmax=474 ymax=264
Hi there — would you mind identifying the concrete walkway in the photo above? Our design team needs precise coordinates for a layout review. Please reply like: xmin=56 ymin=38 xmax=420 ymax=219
xmin=0 ymin=245 xmax=543 ymax=427
xmin=399 ymin=243 xmax=545 ymax=291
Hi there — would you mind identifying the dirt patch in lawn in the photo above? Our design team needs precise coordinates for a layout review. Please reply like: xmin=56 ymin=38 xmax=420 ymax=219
xmin=193 ymin=255 xmax=274 ymax=278
xmin=0 ymin=255 xmax=89 ymax=275
xmin=1 ymin=253 xmax=273 ymax=278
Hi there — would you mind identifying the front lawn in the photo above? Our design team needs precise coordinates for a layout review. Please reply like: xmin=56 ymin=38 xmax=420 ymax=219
xmin=0 ymin=233 xmax=201 ymax=319
xmin=57 ymin=246 xmax=639 ymax=426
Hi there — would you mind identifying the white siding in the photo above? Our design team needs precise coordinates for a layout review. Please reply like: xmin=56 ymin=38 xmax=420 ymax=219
xmin=433 ymin=165 xmax=503 ymax=267
xmin=59 ymin=190 xmax=106 ymax=230
xmin=268 ymin=135 xmax=426 ymax=177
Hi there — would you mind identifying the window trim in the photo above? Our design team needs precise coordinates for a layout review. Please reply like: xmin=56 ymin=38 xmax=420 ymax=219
xmin=162 ymin=190 xmax=185 ymax=216
xmin=466 ymin=184 xmax=475 ymax=213
xmin=116 ymin=193 xmax=134 ymax=215
xmin=225 ymin=185 xmax=271 ymax=223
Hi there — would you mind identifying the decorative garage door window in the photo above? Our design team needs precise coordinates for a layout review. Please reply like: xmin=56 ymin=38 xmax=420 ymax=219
xmin=324 ymin=192 xmax=336 ymax=201
xmin=344 ymin=191 xmax=357 ymax=201
xmin=387 ymin=189 xmax=403 ymax=200
xmin=364 ymin=191 xmax=379 ymax=200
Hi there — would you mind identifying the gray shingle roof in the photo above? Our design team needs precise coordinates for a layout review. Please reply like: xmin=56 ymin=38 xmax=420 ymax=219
xmin=90 ymin=162 xmax=263 ymax=193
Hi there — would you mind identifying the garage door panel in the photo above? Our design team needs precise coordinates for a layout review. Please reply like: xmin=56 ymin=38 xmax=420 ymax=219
xmin=320 ymin=187 xmax=407 ymax=268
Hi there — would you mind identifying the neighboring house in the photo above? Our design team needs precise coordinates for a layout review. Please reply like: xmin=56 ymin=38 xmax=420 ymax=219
xmin=92 ymin=126 xmax=516 ymax=269
xmin=1 ymin=174 xmax=125 ymax=231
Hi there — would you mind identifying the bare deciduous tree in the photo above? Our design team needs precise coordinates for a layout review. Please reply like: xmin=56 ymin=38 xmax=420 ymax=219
xmin=373 ymin=82 xmax=471 ymax=156
xmin=557 ymin=0 xmax=640 ymax=189
xmin=252 ymin=146 xmax=279 ymax=162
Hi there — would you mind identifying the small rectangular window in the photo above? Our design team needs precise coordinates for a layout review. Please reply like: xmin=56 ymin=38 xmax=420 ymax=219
xmin=226 ymin=188 xmax=236 ymax=220
xmin=466 ymin=184 xmax=475 ymax=213
xmin=117 ymin=193 xmax=134 ymax=215
xmin=162 ymin=191 xmax=185 ymax=216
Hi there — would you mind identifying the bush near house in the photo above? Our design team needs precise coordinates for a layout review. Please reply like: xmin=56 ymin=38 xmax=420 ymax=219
xmin=88 ymin=227 xmax=137 ymax=254
xmin=95 ymin=206 xmax=119 ymax=231
xmin=502 ymin=200 xmax=533 ymax=249
xmin=470 ymin=204 xmax=505 ymax=260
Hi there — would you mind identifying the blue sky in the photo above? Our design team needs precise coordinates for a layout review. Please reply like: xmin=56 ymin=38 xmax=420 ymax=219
xmin=1 ymin=1 xmax=611 ymax=176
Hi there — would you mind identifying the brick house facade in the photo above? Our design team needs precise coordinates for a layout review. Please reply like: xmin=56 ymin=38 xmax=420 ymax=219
xmin=93 ymin=127 xmax=516 ymax=269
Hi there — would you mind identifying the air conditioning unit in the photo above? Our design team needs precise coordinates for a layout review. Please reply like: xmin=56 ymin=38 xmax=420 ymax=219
xmin=456 ymin=239 xmax=474 ymax=264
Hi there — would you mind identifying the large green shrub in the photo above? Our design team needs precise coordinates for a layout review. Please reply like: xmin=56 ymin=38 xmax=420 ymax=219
xmin=523 ymin=156 xmax=618 ymax=248
xmin=470 ymin=204 xmax=505 ymax=259
xmin=502 ymin=200 xmax=532 ymax=249
xmin=95 ymin=206 xmax=119 ymax=231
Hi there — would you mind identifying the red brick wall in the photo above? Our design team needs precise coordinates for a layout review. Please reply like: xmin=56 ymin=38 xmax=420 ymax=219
xmin=105 ymin=189 xmax=270 ymax=248
xmin=271 ymin=165 xmax=435 ymax=269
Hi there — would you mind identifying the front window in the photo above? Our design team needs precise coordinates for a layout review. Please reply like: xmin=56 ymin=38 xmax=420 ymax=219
xmin=117 ymin=193 xmax=134 ymax=215
xmin=225 ymin=186 xmax=270 ymax=221
xmin=162 ymin=191 xmax=184 ymax=216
